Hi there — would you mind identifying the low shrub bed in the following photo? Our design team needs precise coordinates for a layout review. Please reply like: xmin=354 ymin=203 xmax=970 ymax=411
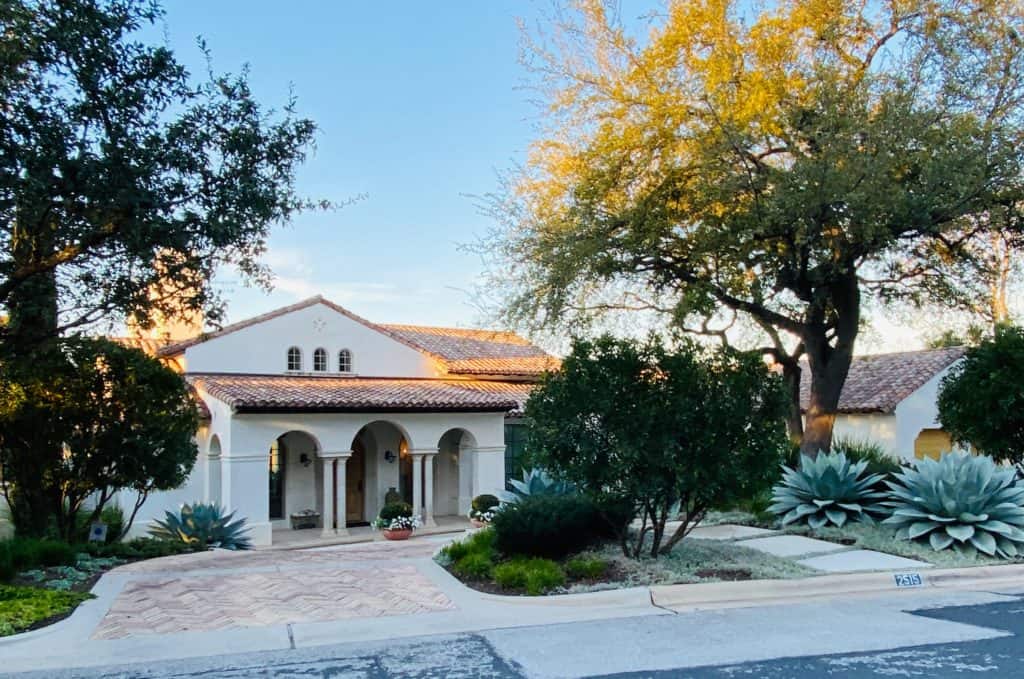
xmin=0 ymin=584 xmax=94 ymax=636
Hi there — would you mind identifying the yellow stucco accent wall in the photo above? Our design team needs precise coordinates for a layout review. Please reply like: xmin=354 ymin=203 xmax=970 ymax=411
xmin=914 ymin=429 xmax=954 ymax=461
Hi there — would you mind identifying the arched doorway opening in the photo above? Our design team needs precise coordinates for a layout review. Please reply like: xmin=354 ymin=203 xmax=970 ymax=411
xmin=350 ymin=421 xmax=411 ymax=525
xmin=436 ymin=428 xmax=477 ymax=516
xmin=269 ymin=431 xmax=320 ymax=526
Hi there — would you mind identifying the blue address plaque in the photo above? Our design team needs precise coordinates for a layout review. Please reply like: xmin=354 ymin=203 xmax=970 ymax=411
xmin=893 ymin=572 xmax=924 ymax=588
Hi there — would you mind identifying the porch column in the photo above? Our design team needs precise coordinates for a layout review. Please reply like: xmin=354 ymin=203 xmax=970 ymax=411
xmin=320 ymin=457 xmax=335 ymax=538
xmin=334 ymin=452 xmax=352 ymax=536
xmin=411 ymin=451 xmax=424 ymax=524
xmin=422 ymin=451 xmax=437 ymax=527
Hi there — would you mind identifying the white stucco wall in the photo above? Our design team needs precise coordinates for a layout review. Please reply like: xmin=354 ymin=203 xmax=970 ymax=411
xmin=828 ymin=360 xmax=961 ymax=461
xmin=179 ymin=301 xmax=441 ymax=378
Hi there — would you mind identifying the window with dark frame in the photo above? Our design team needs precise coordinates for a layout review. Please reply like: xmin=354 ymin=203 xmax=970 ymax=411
xmin=287 ymin=346 xmax=302 ymax=371
xmin=313 ymin=347 xmax=327 ymax=372
xmin=338 ymin=348 xmax=353 ymax=373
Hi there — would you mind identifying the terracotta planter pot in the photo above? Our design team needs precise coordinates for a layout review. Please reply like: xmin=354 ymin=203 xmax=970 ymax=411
xmin=383 ymin=528 xmax=413 ymax=541
xmin=470 ymin=519 xmax=488 ymax=529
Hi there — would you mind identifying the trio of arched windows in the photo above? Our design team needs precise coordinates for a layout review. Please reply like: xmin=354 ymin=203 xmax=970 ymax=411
xmin=286 ymin=347 xmax=353 ymax=373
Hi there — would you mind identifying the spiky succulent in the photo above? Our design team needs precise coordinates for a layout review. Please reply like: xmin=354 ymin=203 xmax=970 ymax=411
xmin=498 ymin=467 xmax=575 ymax=504
xmin=770 ymin=452 xmax=887 ymax=528
xmin=150 ymin=502 xmax=252 ymax=550
xmin=883 ymin=452 xmax=1024 ymax=558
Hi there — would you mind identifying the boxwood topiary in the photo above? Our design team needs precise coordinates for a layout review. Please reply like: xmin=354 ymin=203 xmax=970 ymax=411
xmin=471 ymin=494 xmax=500 ymax=513
xmin=378 ymin=502 xmax=413 ymax=521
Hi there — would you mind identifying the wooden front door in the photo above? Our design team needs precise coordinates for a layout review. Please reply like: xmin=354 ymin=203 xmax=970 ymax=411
xmin=346 ymin=441 xmax=366 ymax=523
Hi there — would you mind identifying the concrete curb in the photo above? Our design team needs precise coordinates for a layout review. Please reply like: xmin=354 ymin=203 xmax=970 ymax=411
xmin=651 ymin=563 xmax=1024 ymax=611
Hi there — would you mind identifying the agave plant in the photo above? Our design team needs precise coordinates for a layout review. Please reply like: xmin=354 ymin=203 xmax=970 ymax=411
xmin=150 ymin=502 xmax=252 ymax=550
xmin=498 ymin=467 xmax=575 ymax=504
xmin=882 ymin=452 xmax=1024 ymax=557
xmin=769 ymin=452 xmax=887 ymax=529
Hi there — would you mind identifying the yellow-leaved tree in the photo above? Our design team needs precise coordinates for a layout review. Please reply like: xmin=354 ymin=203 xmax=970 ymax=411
xmin=484 ymin=0 xmax=1024 ymax=455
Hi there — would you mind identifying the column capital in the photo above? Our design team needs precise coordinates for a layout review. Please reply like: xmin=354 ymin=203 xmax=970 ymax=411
xmin=409 ymin=448 xmax=439 ymax=458
xmin=318 ymin=450 xmax=353 ymax=460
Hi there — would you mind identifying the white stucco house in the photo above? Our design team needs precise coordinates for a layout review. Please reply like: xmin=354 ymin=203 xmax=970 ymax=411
xmin=799 ymin=346 xmax=966 ymax=461
xmin=117 ymin=296 xmax=555 ymax=546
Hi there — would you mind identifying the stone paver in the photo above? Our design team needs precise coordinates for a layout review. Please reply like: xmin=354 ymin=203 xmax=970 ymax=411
xmin=93 ymin=564 xmax=455 ymax=639
xmin=739 ymin=534 xmax=847 ymax=557
xmin=690 ymin=524 xmax=776 ymax=541
xmin=798 ymin=549 xmax=934 ymax=573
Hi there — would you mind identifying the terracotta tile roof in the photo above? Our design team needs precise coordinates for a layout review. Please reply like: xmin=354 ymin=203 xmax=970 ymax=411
xmin=799 ymin=346 xmax=966 ymax=414
xmin=189 ymin=374 xmax=533 ymax=413
xmin=157 ymin=295 xmax=559 ymax=377
xmin=380 ymin=324 xmax=560 ymax=376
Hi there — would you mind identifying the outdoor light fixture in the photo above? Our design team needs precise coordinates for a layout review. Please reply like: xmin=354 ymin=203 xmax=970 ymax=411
xmin=384 ymin=449 xmax=396 ymax=463
xmin=299 ymin=453 xmax=312 ymax=468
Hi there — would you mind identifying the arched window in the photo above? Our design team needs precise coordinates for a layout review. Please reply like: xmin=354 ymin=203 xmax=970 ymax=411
xmin=338 ymin=349 xmax=353 ymax=373
xmin=313 ymin=347 xmax=327 ymax=372
xmin=286 ymin=346 xmax=302 ymax=372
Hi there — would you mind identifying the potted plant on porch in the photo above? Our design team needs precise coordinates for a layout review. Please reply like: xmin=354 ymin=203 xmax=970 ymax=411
xmin=372 ymin=502 xmax=421 ymax=541
xmin=468 ymin=493 xmax=501 ymax=528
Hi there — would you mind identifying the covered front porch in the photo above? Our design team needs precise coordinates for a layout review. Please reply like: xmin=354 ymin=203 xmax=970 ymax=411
xmin=191 ymin=373 xmax=516 ymax=546
xmin=265 ymin=514 xmax=471 ymax=550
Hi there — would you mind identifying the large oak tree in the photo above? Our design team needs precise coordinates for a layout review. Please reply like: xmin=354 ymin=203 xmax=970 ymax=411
xmin=485 ymin=0 xmax=1024 ymax=454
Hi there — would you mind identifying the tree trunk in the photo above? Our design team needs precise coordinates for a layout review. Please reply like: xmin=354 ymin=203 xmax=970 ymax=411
xmin=780 ymin=359 xmax=804 ymax=442
xmin=799 ymin=274 xmax=860 ymax=458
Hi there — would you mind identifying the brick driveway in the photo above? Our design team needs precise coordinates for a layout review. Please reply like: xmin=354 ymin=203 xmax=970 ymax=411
xmin=93 ymin=539 xmax=456 ymax=639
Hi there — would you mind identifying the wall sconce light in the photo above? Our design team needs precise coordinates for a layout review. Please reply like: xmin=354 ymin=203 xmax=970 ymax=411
xmin=384 ymin=449 xmax=396 ymax=463
xmin=299 ymin=453 xmax=312 ymax=468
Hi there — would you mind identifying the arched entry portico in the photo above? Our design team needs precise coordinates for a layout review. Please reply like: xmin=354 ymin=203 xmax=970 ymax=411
xmin=268 ymin=430 xmax=323 ymax=529
xmin=435 ymin=428 xmax=477 ymax=517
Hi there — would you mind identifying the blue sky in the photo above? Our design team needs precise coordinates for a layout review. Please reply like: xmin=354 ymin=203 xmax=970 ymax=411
xmin=153 ymin=1 xmax=551 ymax=328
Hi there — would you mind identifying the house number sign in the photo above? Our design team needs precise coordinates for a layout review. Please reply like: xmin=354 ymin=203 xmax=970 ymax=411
xmin=893 ymin=573 xmax=924 ymax=588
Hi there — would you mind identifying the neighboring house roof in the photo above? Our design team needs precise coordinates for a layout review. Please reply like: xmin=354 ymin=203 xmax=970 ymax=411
xmin=799 ymin=346 xmax=966 ymax=414
xmin=157 ymin=295 xmax=557 ymax=378
xmin=380 ymin=324 xmax=561 ymax=376
xmin=190 ymin=373 xmax=535 ymax=414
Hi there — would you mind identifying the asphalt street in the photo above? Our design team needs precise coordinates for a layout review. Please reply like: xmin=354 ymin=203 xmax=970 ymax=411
xmin=9 ymin=596 xmax=1024 ymax=679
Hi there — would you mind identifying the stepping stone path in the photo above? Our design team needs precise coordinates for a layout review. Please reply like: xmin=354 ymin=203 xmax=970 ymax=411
xmin=738 ymin=535 xmax=847 ymax=558
xmin=798 ymin=549 xmax=933 ymax=573
xmin=688 ymin=524 xmax=776 ymax=541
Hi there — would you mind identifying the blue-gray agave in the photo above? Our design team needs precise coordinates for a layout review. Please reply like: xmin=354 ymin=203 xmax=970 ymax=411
xmin=498 ymin=467 xmax=575 ymax=504
xmin=150 ymin=502 xmax=252 ymax=550
xmin=882 ymin=452 xmax=1024 ymax=557
xmin=769 ymin=452 xmax=887 ymax=528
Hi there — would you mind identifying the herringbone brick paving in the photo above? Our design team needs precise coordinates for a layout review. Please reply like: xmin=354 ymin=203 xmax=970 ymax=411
xmin=92 ymin=540 xmax=456 ymax=639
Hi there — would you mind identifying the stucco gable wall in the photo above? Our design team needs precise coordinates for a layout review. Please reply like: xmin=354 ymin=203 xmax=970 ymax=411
xmin=180 ymin=302 xmax=439 ymax=377
xmin=892 ymin=359 xmax=960 ymax=460
xmin=832 ymin=413 xmax=899 ymax=456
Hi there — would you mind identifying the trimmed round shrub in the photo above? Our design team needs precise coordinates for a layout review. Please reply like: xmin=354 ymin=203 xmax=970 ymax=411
xmin=378 ymin=502 xmax=413 ymax=521
xmin=491 ymin=495 xmax=601 ymax=559
xmin=471 ymin=494 xmax=501 ymax=513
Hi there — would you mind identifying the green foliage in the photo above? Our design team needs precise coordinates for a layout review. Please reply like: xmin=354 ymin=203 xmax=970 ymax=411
xmin=442 ymin=528 xmax=499 ymax=579
xmin=492 ymin=558 xmax=566 ymax=595
xmin=831 ymin=437 xmax=903 ymax=478
xmin=499 ymin=468 xmax=574 ymax=503
xmin=378 ymin=502 xmax=413 ymax=521
xmin=471 ymin=494 xmax=501 ymax=513
xmin=0 ymin=584 xmax=93 ymax=636
xmin=490 ymin=495 xmax=602 ymax=559
xmin=0 ymin=338 xmax=199 ymax=540
xmin=938 ymin=326 xmax=1024 ymax=464
xmin=525 ymin=335 xmax=790 ymax=558
xmin=0 ymin=538 xmax=77 ymax=580
xmin=150 ymin=503 xmax=251 ymax=551
xmin=565 ymin=556 xmax=608 ymax=580
xmin=770 ymin=452 xmax=887 ymax=529
xmin=882 ymin=452 xmax=1024 ymax=558
xmin=84 ymin=537 xmax=196 ymax=561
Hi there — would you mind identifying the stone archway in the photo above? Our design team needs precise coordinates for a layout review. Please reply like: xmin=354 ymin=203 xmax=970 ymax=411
xmin=269 ymin=430 xmax=321 ymax=527
xmin=350 ymin=420 xmax=412 ymax=525
xmin=206 ymin=435 xmax=222 ymax=506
